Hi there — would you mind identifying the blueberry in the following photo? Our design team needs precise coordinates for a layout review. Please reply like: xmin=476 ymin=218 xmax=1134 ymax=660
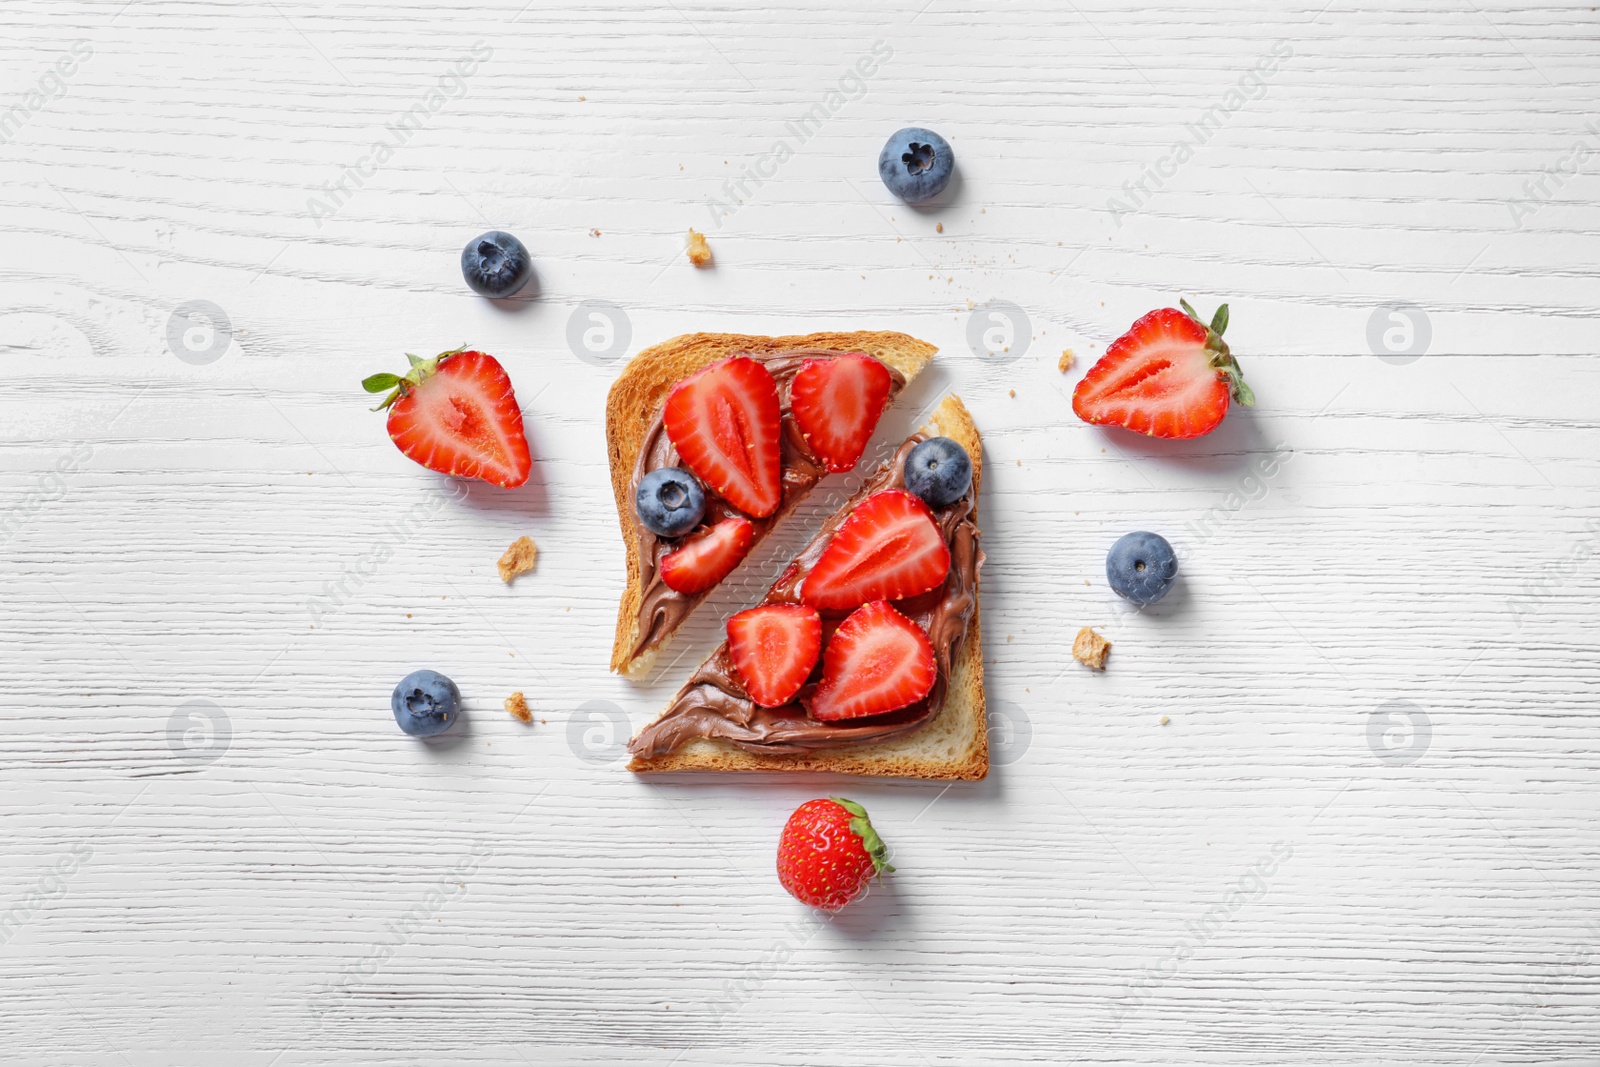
xmin=878 ymin=127 xmax=955 ymax=203
xmin=636 ymin=466 xmax=706 ymax=538
xmin=904 ymin=437 xmax=972 ymax=509
xmin=460 ymin=230 xmax=533 ymax=298
xmin=391 ymin=670 xmax=461 ymax=737
xmin=1106 ymin=531 xmax=1178 ymax=606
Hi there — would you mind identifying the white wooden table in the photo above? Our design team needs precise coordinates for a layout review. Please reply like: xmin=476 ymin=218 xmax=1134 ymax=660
xmin=3 ymin=1 xmax=1598 ymax=1062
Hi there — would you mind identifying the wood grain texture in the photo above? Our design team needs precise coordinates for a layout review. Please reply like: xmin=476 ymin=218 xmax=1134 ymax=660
xmin=1 ymin=0 xmax=1598 ymax=1063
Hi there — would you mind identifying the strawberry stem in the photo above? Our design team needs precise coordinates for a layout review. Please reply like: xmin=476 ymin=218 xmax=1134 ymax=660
xmin=362 ymin=345 xmax=468 ymax=411
xmin=832 ymin=796 xmax=895 ymax=877
xmin=1181 ymin=299 xmax=1254 ymax=408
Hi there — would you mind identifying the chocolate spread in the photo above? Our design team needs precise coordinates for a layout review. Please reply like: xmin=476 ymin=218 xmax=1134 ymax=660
xmin=628 ymin=433 xmax=983 ymax=759
xmin=628 ymin=351 xmax=907 ymax=662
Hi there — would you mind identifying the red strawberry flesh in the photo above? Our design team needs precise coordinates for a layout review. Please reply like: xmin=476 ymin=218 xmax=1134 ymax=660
xmin=382 ymin=350 xmax=531 ymax=488
xmin=802 ymin=490 xmax=951 ymax=610
xmin=1071 ymin=304 xmax=1251 ymax=440
xmin=727 ymin=604 xmax=822 ymax=707
xmin=790 ymin=353 xmax=893 ymax=473
xmin=809 ymin=600 xmax=936 ymax=721
xmin=664 ymin=357 xmax=782 ymax=517
xmin=659 ymin=517 xmax=755 ymax=594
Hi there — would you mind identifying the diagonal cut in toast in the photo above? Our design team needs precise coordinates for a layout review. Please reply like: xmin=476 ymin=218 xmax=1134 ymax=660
xmin=627 ymin=394 xmax=987 ymax=780
xmin=606 ymin=331 xmax=937 ymax=678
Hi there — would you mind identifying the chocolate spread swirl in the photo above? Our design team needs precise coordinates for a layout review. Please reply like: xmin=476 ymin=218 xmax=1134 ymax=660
xmin=628 ymin=351 xmax=907 ymax=662
xmin=628 ymin=434 xmax=983 ymax=759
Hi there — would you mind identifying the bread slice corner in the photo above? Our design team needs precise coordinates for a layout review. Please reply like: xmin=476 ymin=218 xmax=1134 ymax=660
xmin=626 ymin=393 xmax=987 ymax=781
xmin=606 ymin=331 xmax=938 ymax=678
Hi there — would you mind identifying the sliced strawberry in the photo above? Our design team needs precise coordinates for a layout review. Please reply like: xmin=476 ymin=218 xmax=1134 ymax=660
xmin=663 ymin=357 xmax=782 ymax=518
xmin=801 ymin=490 xmax=951 ymax=610
xmin=365 ymin=348 xmax=532 ymax=488
xmin=659 ymin=518 xmax=755 ymax=594
xmin=727 ymin=604 xmax=822 ymax=707
xmin=790 ymin=353 xmax=893 ymax=472
xmin=810 ymin=601 xmax=936 ymax=721
xmin=1071 ymin=301 xmax=1253 ymax=440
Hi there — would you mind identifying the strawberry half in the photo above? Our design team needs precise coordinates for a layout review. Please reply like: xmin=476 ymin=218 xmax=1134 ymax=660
xmin=363 ymin=348 xmax=532 ymax=488
xmin=659 ymin=517 xmax=755 ymax=594
xmin=810 ymin=601 xmax=936 ymax=721
xmin=801 ymin=490 xmax=951 ymax=611
xmin=663 ymin=357 xmax=782 ymax=518
xmin=1072 ymin=300 xmax=1254 ymax=439
xmin=727 ymin=604 xmax=822 ymax=707
xmin=776 ymin=797 xmax=893 ymax=912
xmin=790 ymin=353 xmax=893 ymax=473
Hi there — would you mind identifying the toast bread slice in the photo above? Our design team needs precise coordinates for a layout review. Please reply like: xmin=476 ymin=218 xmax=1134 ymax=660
xmin=626 ymin=394 xmax=986 ymax=780
xmin=607 ymin=331 xmax=937 ymax=677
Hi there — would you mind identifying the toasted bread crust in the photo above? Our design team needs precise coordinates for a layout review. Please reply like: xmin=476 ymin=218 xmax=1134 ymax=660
xmin=607 ymin=331 xmax=937 ymax=677
xmin=626 ymin=394 xmax=987 ymax=781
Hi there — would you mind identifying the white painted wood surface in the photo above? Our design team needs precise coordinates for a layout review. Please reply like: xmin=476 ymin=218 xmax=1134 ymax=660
xmin=2 ymin=0 xmax=1598 ymax=1062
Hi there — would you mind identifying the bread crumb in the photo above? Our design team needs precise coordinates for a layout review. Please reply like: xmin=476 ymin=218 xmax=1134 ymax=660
xmin=1073 ymin=627 xmax=1111 ymax=670
xmin=936 ymin=223 xmax=944 ymax=233
xmin=589 ymin=228 xmax=601 ymax=237
xmin=504 ymin=691 xmax=532 ymax=724
xmin=497 ymin=536 xmax=539 ymax=583
xmin=1058 ymin=348 xmax=1076 ymax=372
xmin=1160 ymin=715 xmax=1171 ymax=726
xmin=1008 ymin=389 xmax=1015 ymax=398
xmin=686 ymin=228 xmax=712 ymax=267
xmin=578 ymin=95 xmax=586 ymax=101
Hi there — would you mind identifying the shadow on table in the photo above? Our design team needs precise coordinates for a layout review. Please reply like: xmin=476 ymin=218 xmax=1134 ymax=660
xmin=1090 ymin=399 xmax=1268 ymax=478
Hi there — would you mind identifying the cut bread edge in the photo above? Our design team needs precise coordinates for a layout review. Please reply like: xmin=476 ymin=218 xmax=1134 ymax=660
xmin=606 ymin=331 xmax=938 ymax=678
xmin=625 ymin=393 xmax=987 ymax=781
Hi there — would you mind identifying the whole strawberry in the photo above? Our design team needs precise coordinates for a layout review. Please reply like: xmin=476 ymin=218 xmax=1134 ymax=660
xmin=776 ymin=797 xmax=893 ymax=911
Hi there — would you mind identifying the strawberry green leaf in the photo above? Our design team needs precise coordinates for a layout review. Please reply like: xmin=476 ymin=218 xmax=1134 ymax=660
xmin=832 ymin=796 xmax=868 ymax=819
xmin=1230 ymin=373 xmax=1256 ymax=407
xmin=1208 ymin=350 xmax=1255 ymax=407
xmin=362 ymin=373 xmax=402 ymax=393
xmin=1210 ymin=303 xmax=1229 ymax=337
xmin=831 ymin=795 xmax=895 ymax=877
xmin=1179 ymin=298 xmax=1201 ymax=325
